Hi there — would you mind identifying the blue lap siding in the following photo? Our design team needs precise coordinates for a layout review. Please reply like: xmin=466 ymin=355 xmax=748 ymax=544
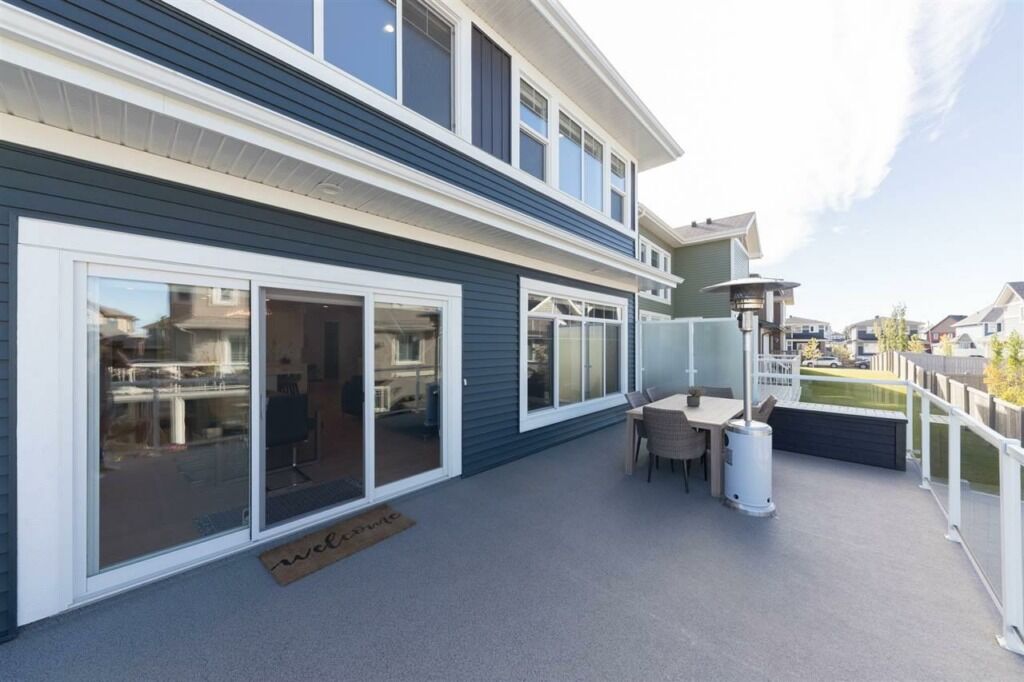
xmin=9 ymin=0 xmax=634 ymax=257
xmin=0 ymin=143 xmax=635 ymax=638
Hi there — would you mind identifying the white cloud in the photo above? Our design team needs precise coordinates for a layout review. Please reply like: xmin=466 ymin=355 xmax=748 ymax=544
xmin=561 ymin=0 xmax=1001 ymax=263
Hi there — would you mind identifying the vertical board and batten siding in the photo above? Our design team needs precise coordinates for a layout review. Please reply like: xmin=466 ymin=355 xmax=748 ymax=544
xmin=0 ymin=143 xmax=636 ymax=637
xmin=9 ymin=0 xmax=633 ymax=257
xmin=471 ymin=25 xmax=511 ymax=163
xmin=671 ymin=240 xmax=732 ymax=319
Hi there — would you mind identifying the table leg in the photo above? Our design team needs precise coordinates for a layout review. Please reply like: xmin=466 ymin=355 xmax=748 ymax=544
xmin=625 ymin=414 xmax=636 ymax=475
xmin=709 ymin=427 xmax=723 ymax=497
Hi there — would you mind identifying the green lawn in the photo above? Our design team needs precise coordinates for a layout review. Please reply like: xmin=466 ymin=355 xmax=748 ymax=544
xmin=799 ymin=367 xmax=999 ymax=491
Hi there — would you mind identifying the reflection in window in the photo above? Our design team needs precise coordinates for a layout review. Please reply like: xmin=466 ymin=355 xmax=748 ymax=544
xmin=220 ymin=0 xmax=314 ymax=50
xmin=88 ymin=277 xmax=251 ymax=574
xmin=402 ymin=0 xmax=454 ymax=129
xmin=610 ymin=154 xmax=626 ymax=224
xmin=558 ymin=319 xmax=582 ymax=405
xmin=519 ymin=81 xmax=548 ymax=181
xmin=325 ymin=0 xmax=397 ymax=96
xmin=527 ymin=318 xmax=554 ymax=411
xmin=558 ymin=112 xmax=582 ymax=199
xmin=583 ymin=132 xmax=603 ymax=211
xmin=375 ymin=302 xmax=443 ymax=486
xmin=525 ymin=288 xmax=625 ymax=416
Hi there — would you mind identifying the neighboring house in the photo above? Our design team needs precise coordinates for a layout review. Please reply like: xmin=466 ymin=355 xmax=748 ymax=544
xmin=952 ymin=282 xmax=1024 ymax=356
xmin=759 ymin=287 xmax=795 ymax=354
xmin=926 ymin=315 xmax=966 ymax=348
xmin=843 ymin=317 xmax=925 ymax=357
xmin=0 ymin=0 xmax=683 ymax=638
xmin=782 ymin=317 xmax=833 ymax=356
xmin=637 ymin=206 xmax=763 ymax=320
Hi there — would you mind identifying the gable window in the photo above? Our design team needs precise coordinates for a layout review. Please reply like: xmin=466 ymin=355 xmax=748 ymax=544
xmin=519 ymin=80 xmax=548 ymax=181
xmin=521 ymin=280 xmax=627 ymax=431
xmin=639 ymin=238 xmax=670 ymax=301
xmin=610 ymin=154 xmax=627 ymax=224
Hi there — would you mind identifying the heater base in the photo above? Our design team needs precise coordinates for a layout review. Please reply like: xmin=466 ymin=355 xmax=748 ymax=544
xmin=722 ymin=497 xmax=776 ymax=517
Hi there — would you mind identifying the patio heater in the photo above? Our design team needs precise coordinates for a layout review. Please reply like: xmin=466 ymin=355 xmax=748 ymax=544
xmin=701 ymin=276 xmax=800 ymax=516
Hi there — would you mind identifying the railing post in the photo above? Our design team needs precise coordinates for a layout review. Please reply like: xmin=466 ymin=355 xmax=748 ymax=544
xmin=920 ymin=393 xmax=931 ymax=489
xmin=997 ymin=440 xmax=1024 ymax=654
xmin=946 ymin=410 xmax=962 ymax=543
xmin=905 ymin=381 xmax=914 ymax=459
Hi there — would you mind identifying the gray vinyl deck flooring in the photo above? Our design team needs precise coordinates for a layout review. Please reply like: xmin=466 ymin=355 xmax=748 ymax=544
xmin=2 ymin=423 xmax=1023 ymax=680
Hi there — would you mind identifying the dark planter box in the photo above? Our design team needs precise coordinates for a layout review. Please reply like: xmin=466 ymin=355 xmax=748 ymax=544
xmin=768 ymin=404 xmax=907 ymax=471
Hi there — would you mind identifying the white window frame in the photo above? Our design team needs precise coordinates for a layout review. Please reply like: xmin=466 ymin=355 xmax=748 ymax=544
xmin=393 ymin=331 xmax=425 ymax=365
xmin=638 ymin=237 xmax=671 ymax=302
xmin=557 ymin=110 xmax=605 ymax=211
xmin=16 ymin=217 xmax=464 ymax=625
xmin=519 ymin=278 xmax=628 ymax=432
xmin=609 ymin=152 xmax=628 ymax=225
xmin=517 ymin=76 xmax=549 ymax=182
xmin=166 ymin=0 xmax=637 ymax=238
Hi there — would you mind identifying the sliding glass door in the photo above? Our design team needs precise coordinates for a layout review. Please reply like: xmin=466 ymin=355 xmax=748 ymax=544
xmin=86 ymin=267 xmax=252 ymax=577
xmin=373 ymin=299 xmax=444 ymax=489
xmin=260 ymin=289 xmax=367 ymax=528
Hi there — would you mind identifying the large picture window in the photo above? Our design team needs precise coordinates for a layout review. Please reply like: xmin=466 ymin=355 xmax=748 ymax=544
xmin=521 ymin=279 xmax=628 ymax=431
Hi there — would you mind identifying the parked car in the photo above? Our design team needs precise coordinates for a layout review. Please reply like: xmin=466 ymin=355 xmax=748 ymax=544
xmin=853 ymin=356 xmax=871 ymax=369
xmin=802 ymin=356 xmax=841 ymax=368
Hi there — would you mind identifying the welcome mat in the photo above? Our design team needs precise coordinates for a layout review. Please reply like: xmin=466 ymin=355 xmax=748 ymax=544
xmin=259 ymin=505 xmax=415 ymax=586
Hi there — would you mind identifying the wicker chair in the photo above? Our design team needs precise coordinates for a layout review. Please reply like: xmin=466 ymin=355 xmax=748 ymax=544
xmin=626 ymin=390 xmax=650 ymax=464
xmin=699 ymin=386 xmax=734 ymax=399
xmin=643 ymin=406 xmax=708 ymax=492
xmin=644 ymin=386 xmax=671 ymax=402
xmin=754 ymin=395 xmax=778 ymax=423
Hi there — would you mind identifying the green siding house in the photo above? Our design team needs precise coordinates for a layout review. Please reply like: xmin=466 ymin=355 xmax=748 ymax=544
xmin=638 ymin=207 xmax=763 ymax=319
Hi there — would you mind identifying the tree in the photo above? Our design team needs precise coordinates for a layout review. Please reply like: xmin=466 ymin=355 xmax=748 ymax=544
xmin=877 ymin=303 xmax=911 ymax=353
xmin=829 ymin=343 xmax=851 ymax=364
xmin=985 ymin=331 xmax=1024 ymax=405
xmin=802 ymin=337 xmax=822 ymax=362
xmin=938 ymin=333 xmax=955 ymax=357
xmin=908 ymin=336 xmax=926 ymax=353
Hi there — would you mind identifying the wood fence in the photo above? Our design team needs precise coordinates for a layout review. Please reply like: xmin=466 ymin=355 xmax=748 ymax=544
xmin=871 ymin=350 xmax=1023 ymax=441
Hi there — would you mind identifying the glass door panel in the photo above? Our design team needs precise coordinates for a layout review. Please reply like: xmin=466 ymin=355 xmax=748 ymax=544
xmin=584 ymin=322 xmax=604 ymax=400
xmin=374 ymin=302 xmax=442 ymax=487
xmin=263 ymin=290 xmax=366 ymax=527
xmin=87 ymin=274 xmax=251 ymax=575
xmin=558 ymin=320 xmax=582 ymax=405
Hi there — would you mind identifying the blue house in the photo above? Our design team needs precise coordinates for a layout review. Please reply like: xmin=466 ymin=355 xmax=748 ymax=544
xmin=0 ymin=0 xmax=682 ymax=636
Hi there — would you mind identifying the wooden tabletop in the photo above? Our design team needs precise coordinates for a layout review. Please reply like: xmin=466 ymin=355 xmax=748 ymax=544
xmin=627 ymin=395 xmax=744 ymax=429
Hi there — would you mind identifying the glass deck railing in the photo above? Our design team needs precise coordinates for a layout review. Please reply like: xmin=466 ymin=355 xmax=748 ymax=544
xmin=753 ymin=369 xmax=1024 ymax=655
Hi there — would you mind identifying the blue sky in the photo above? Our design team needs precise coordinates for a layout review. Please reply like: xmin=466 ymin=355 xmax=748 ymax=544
xmin=564 ymin=0 xmax=1023 ymax=331
xmin=774 ymin=1 xmax=1024 ymax=329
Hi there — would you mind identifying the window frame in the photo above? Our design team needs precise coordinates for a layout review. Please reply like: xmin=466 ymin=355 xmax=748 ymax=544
xmin=393 ymin=331 xmax=425 ymax=365
xmin=556 ymin=110 xmax=605 ymax=211
xmin=638 ymin=237 xmax=671 ymax=302
xmin=517 ymin=77 xmax=549 ymax=182
xmin=609 ymin=152 xmax=627 ymax=224
xmin=519 ymin=278 xmax=628 ymax=432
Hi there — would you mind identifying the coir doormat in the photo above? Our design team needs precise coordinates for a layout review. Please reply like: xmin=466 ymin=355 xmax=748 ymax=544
xmin=259 ymin=505 xmax=415 ymax=586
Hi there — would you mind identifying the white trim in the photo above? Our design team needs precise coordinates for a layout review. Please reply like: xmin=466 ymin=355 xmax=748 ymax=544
xmin=1 ymin=114 xmax=650 ymax=291
xmin=0 ymin=5 xmax=660 ymax=292
xmin=153 ymin=0 xmax=639 ymax=233
xmin=519 ymin=277 xmax=628 ymax=432
xmin=639 ymin=310 xmax=671 ymax=321
xmin=16 ymin=217 xmax=464 ymax=624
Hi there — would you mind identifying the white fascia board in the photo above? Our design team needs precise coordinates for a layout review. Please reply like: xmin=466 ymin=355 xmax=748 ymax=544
xmin=0 ymin=5 xmax=678 ymax=288
xmin=533 ymin=0 xmax=683 ymax=168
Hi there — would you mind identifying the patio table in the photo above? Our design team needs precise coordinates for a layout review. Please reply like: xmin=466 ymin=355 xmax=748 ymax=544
xmin=625 ymin=395 xmax=744 ymax=497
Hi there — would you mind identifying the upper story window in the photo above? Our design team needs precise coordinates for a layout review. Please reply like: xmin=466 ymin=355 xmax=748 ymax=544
xmin=610 ymin=154 xmax=627 ymax=224
xmin=220 ymin=0 xmax=314 ymax=50
xmin=519 ymin=80 xmax=548 ymax=181
xmin=227 ymin=0 xmax=454 ymax=130
xmin=558 ymin=112 xmax=604 ymax=211
xmin=639 ymin=238 xmax=670 ymax=301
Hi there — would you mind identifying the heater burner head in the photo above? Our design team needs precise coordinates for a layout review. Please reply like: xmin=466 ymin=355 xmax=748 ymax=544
xmin=700 ymin=276 xmax=801 ymax=313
